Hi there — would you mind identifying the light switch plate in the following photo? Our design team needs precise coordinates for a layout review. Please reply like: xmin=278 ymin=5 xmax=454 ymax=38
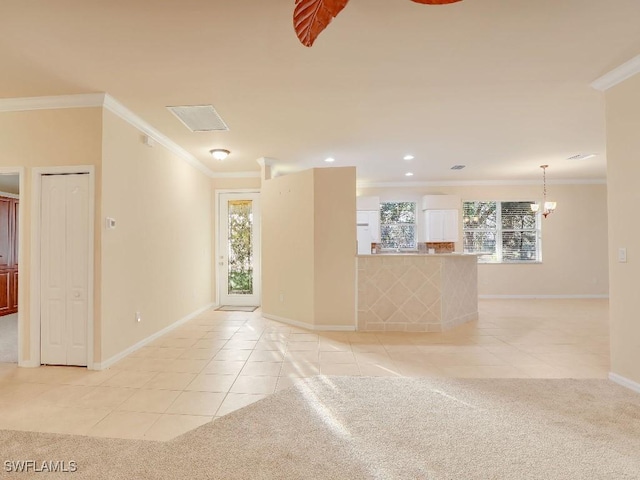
xmin=618 ymin=247 xmax=627 ymax=263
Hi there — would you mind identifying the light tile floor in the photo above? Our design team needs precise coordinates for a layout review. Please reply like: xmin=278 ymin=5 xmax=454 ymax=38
xmin=0 ymin=299 xmax=610 ymax=441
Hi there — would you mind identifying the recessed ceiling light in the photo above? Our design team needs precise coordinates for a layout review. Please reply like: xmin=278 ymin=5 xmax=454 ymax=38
xmin=450 ymin=165 xmax=466 ymax=170
xmin=210 ymin=149 xmax=230 ymax=160
xmin=567 ymin=153 xmax=597 ymax=161
xmin=405 ymin=172 xmax=414 ymax=177
xmin=403 ymin=155 xmax=414 ymax=161
xmin=324 ymin=157 xmax=335 ymax=163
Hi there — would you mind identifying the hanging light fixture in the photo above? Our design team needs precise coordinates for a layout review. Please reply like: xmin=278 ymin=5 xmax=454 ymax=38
xmin=530 ymin=164 xmax=557 ymax=218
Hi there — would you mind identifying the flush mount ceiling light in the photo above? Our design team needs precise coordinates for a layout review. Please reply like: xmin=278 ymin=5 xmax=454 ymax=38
xmin=324 ymin=157 xmax=335 ymax=163
xmin=405 ymin=172 xmax=414 ymax=177
xmin=210 ymin=149 xmax=230 ymax=161
xmin=530 ymin=164 xmax=557 ymax=218
xmin=403 ymin=155 xmax=415 ymax=161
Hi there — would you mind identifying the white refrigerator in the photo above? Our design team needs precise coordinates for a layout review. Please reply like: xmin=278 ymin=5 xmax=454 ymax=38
xmin=357 ymin=211 xmax=379 ymax=254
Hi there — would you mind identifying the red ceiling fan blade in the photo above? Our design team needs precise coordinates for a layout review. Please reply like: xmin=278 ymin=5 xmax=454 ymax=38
xmin=294 ymin=0 xmax=350 ymax=47
xmin=411 ymin=0 xmax=463 ymax=4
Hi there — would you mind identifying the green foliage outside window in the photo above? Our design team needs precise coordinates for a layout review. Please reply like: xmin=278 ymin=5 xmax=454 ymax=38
xmin=228 ymin=201 xmax=253 ymax=294
xmin=463 ymin=201 xmax=539 ymax=263
xmin=380 ymin=202 xmax=416 ymax=249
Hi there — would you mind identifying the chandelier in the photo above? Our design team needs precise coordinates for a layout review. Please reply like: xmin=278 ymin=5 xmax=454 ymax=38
xmin=530 ymin=165 xmax=556 ymax=218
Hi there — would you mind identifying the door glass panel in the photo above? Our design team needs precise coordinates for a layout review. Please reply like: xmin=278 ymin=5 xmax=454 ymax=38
xmin=227 ymin=200 xmax=253 ymax=295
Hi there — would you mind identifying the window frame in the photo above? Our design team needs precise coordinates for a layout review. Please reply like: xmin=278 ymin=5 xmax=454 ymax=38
xmin=379 ymin=201 xmax=418 ymax=251
xmin=463 ymin=200 xmax=541 ymax=264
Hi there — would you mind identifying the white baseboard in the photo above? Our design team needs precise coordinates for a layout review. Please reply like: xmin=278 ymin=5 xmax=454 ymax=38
xmin=609 ymin=372 xmax=640 ymax=394
xmin=92 ymin=303 xmax=216 ymax=370
xmin=478 ymin=294 xmax=609 ymax=299
xmin=262 ymin=313 xmax=356 ymax=332
xmin=18 ymin=359 xmax=39 ymax=368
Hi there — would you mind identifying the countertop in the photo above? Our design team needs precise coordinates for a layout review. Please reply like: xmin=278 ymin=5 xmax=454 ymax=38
xmin=356 ymin=253 xmax=477 ymax=257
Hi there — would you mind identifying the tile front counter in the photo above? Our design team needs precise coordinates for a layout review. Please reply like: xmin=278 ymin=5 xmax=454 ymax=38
xmin=356 ymin=254 xmax=478 ymax=332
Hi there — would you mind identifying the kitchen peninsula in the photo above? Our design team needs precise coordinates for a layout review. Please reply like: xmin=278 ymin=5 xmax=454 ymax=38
xmin=357 ymin=253 xmax=478 ymax=332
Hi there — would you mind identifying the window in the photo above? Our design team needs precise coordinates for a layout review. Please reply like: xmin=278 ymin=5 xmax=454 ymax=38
xmin=380 ymin=202 xmax=417 ymax=250
xmin=463 ymin=201 xmax=540 ymax=263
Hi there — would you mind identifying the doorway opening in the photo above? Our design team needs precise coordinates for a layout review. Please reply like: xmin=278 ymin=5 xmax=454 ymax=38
xmin=0 ymin=173 xmax=19 ymax=364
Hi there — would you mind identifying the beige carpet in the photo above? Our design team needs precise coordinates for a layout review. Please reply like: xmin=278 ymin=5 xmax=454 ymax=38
xmin=1 ymin=377 xmax=639 ymax=479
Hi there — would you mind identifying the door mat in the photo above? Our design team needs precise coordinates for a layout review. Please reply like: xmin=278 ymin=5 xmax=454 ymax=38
xmin=215 ymin=306 xmax=259 ymax=312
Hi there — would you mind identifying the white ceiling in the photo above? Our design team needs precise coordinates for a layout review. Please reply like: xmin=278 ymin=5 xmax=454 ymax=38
xmin=1 ymin=0 xmax=639 ymax=184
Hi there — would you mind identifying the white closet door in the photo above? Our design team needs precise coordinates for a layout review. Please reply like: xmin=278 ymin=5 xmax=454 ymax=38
xmin=40 ymin=174 xmax=89 ymax=366
xmin=40 ymin=176 xmax=67 ymax=364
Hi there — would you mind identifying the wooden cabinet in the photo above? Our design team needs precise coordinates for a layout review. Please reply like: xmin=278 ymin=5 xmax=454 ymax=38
xmin=425 ymin=209 xmax=459 ymax=242
xmin=0 ymin=196 xmax=18 ymax=316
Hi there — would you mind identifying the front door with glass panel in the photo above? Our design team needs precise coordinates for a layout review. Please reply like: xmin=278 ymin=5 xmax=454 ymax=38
xmin=218 ymin=193 xmax=261 ymax=306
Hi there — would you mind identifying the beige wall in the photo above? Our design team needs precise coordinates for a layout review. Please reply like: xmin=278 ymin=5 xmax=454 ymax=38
xmin=605 ymin=73 xmax=640 ymax=385
xmin=262 ymin=169 xmax=315 ymax=325
xmin=100 ymin=110 xmax=212 ymax=361
xmin=262 ymin=167 xmax=356 ymax=328
xmin=0 ymin=107 xmax=103 ymax=363
xmin=359 ymin=183 xmax=609 ymax=296
xmin=211 ymin=177 xmax=262 ymax=303
xmin=313 ymin=168 xmax=356 ymax=326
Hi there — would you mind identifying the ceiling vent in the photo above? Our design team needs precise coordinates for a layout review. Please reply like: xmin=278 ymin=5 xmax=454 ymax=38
xmin=567 ymin=153 xmax=596 ymax=161
xmin=167 ymin=105 xmax=229 ymax=132
xmin=450 ymin=165 xmax=466 ymax=170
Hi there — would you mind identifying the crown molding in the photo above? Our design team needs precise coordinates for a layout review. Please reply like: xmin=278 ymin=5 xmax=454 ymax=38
xmin=357 ymin=178 xmax=607 ymax=188
xmin=0 ymin=93 xmax=615 ymax=185
xmin=211 ymin=171 xmax=261 ymax=179
xmin=0 ymin=93 xmax=216 ymax=178
xmin=591 ymin=54 xmax=640 ymax=91
xmin=0 ymin=93 xmax=106 ymax=112
xmin=256 ymin=157 xmax=276 ymax=167
xmin=101 ymin=94 xmax=214 ymax=178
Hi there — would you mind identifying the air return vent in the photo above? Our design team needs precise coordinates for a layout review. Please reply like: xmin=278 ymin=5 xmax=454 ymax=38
xmin=450 ymin=165 xmax=466 ymax=170
xmin=567 ymin=153 xmax=596 ymax=161
xmin=167 ymin=105 xmax=229 ymax=132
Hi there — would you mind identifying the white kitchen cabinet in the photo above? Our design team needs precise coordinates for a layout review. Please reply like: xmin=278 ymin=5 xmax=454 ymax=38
xmin=425 ymin=209 xmax=459 ymax=242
